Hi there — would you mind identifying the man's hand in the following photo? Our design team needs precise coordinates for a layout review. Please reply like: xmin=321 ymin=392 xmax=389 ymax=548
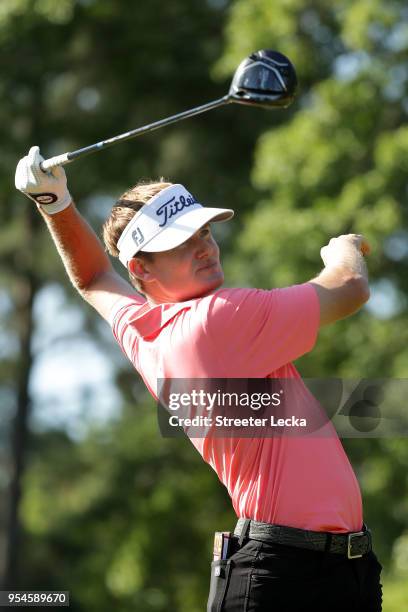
xmin=15 ymin=146 xmax=72 ymax=214
xmin=320 ymin=234 xmax=370 ymax=272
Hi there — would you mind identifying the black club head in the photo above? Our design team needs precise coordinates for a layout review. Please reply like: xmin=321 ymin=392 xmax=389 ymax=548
xmin=228 ymin=49 xmax=297 ymax=109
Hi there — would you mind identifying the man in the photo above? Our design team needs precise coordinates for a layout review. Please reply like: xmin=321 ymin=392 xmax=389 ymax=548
xmin=15 ymin=146 xmax=383 ymax=611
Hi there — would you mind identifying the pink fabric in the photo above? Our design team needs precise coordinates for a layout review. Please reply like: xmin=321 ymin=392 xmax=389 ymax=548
xmin=109 ymin=284 xmax=363 ymax=533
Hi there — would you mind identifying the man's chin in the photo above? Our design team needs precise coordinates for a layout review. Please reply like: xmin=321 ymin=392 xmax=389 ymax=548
xmin=200 ymin=274 xmax=224 ymax=296
xmin=182 ymin=275 xmax=224 ymax=301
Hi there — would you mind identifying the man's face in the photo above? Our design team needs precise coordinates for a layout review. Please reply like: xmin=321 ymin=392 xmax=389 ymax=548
xmin=133 ymin=224 xmax=224 ymax=303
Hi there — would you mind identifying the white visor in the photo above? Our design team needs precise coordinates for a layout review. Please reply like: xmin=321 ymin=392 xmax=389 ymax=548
xmin=117 ymin=184 xmax=234 ymax=267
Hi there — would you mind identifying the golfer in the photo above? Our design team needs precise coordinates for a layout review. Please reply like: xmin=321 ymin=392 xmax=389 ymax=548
xmin=15 ymin=146 xmax=383 ymax=612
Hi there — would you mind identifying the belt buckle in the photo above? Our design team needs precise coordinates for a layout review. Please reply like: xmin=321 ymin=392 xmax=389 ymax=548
xmin=347 ymin=531 xmax=365 ymax=559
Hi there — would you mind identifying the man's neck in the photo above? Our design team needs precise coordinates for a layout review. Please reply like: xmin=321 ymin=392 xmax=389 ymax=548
xmin=145 ymin=287 xmax=220 ymax=306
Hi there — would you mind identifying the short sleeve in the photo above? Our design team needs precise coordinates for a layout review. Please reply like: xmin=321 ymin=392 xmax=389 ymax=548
xmin=203 ymin=283 xmax=320 ymax=376
xmin=108 ymin=295 xmax=145 ymax=363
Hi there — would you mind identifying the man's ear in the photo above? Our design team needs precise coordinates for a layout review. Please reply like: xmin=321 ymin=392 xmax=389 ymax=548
xmin=128 ymin=257 xmax=155 ymax=283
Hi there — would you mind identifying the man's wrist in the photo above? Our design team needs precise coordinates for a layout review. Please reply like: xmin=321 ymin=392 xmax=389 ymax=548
xmin=35 ymin=192 xmax=72 ymax=215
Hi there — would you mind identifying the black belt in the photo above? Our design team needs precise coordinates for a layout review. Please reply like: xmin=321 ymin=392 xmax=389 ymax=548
xmin=234 ymin=519 xmax=372 ymax=559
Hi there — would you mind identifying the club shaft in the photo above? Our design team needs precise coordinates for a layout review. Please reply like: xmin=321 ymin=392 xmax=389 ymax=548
xmin=40 ymin=96 xmax=231 ymax=171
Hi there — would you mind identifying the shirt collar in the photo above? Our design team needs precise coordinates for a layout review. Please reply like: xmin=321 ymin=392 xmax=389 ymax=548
xmin=130 ymin=300 xmax=193 ymax=339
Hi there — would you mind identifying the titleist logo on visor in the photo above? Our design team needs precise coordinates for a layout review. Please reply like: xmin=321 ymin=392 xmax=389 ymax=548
xmin=156 ymin=193 xmax=198 ymax=227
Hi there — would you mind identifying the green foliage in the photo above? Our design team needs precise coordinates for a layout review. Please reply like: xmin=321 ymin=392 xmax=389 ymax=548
xmin=20 ymin=400 xmax=234 ymax=611
xmin=382 ymin=575 xmax=408 ymax=612
xmin=1 ymin=0 xmax=408 ymax=609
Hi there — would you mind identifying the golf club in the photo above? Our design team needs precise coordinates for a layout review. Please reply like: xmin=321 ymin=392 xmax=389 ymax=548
xmin=40 ymin=50 xmax=297 ymax=171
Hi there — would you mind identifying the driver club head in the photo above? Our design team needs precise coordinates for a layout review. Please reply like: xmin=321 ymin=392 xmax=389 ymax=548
xmin=228 ymin=49 xmax=297 ymax=109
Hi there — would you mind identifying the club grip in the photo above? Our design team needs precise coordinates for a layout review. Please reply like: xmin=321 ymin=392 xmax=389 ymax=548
xmin=40 ymin=153 xmax=71 ymax=172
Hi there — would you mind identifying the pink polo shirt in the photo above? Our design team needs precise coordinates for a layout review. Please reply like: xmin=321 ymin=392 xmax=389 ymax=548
xmin=109 ymin=284 xmax=363 ymax=533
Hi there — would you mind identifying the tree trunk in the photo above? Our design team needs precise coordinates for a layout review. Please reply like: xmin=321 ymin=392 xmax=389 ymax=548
xmin=3 ymin=214 xmax=38 ymax=588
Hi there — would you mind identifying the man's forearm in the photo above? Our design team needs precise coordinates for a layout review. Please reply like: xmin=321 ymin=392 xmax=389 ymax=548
xmin=38 ymin=202 xmax=113 ymax=292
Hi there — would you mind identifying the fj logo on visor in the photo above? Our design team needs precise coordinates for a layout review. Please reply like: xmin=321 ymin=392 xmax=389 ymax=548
xmin=131 ymin=227 xmax=144 ymax=247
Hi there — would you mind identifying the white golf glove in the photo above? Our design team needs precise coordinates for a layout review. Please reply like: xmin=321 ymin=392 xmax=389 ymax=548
xmin=15 ymin=146 xmax=72 ymax=214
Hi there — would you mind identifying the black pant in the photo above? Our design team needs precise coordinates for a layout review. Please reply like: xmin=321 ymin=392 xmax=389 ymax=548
xmin=207 ymin=538 xmax=383 ymax=611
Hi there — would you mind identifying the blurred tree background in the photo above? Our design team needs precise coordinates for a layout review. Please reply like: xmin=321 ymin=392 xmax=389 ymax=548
xmin=0 ymin=0 xmax=407 ymax=610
